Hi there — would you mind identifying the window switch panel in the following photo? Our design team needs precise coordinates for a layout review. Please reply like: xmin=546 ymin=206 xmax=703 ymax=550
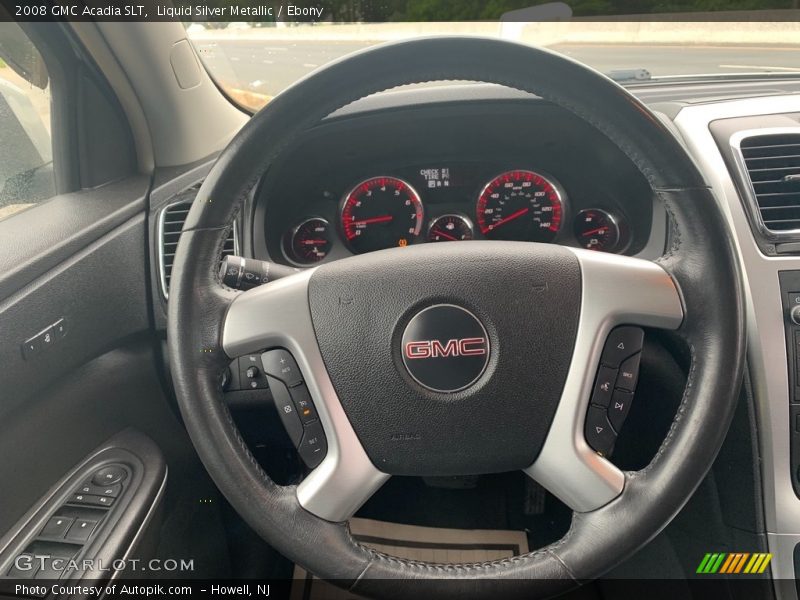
xmin=65 ymin=519 xmax=98 ymax=544
xmin=40 ymin=516 xmax=74 ymax=539
xmin=76 ymin=482 xmax=122 ymax=498
xmin=69 ymin=493 xmax=114 ymax=508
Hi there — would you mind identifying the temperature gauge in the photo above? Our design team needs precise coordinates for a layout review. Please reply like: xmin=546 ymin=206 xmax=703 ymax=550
xmin=427 ymin=214 xmax=474 ymax=242
xmin=573 ymin=209 xmax=621 ymax=252
xmin=285 ymin=217 xmax=333 ymax=264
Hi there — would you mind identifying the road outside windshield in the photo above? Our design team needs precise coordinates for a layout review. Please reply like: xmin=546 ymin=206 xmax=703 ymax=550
xmin=187 ymin=18 xmax=800 ymax=112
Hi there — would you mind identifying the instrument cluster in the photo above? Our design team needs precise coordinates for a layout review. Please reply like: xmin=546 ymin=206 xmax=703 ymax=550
xmin=276 ymin=163 xmax=631 ymax=266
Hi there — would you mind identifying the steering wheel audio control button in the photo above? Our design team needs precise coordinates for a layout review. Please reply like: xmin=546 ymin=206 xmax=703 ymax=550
xmin=585 ymin=329 xmax=644 ymax=457
xmin=266 ymin=375 xmax=304 ymax=446
xmin=298 ymin=421 xmax=327 ymax=469
xmin=261 ymin=349 xmax=303 ymax=388
xmin=591 ymin=366 xmax=618 ymax=408
xmin=601 ymin=326 xmax=644 ymax=368
xmin=616 ymin=353 xmax=641 ymax=392
xmin=585 ymin=406 xmax=616 ymax=456
xmin=608 ymin=389 xmax=634 ymax=433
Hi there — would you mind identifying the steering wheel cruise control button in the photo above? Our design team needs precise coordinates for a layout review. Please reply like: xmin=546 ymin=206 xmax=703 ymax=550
xmin=262 ymin=347 xmax=327 ymax=467
xmin=91 ymin=465 xmax=126 ymax=486
xmin=290 ymin=384 xmax=318 ymax=425
xmin=585 ymin=406 xmax=616 ymax=456
xmin=591 ymin=366 xmax=618 ymax=407
xmin=261 ymin=349 xmax=303 ymax=388
xmin=601 ymin=326 xmax=644 ymax=367
xmin=298 ymin=420 xmax=327 ymax=469
xmin=616 ymin=353 xmax=641 ymax=392
xmin=266 ymin=375 xmax=304 ymax=446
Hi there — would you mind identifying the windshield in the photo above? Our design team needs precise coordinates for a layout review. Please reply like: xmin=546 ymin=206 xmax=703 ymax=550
xmin=186 ymin=14 xmax=800 ymax=113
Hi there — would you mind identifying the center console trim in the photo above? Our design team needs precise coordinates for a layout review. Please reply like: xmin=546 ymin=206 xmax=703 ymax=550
xmin=674 ymin=94 xmax=800 ymax=594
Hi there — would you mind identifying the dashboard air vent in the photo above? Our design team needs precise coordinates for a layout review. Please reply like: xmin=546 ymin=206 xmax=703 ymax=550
xmin=739 ymin=133 xmax=800 ymax=233
xmin=159 ymin=194 xmax=238 ymax=298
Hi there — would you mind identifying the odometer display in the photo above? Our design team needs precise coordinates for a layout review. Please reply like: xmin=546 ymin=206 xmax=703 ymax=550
xmin=341 ymin=176 xmax=424 ymax=254
xmin=476 ymin=170 xmax=564 ymax=242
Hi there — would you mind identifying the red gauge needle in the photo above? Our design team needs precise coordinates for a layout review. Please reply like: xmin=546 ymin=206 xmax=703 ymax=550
xmin=580 ymin=227 xmax=608 ymax=237
xmin=300 ymin=239 xmax=328 ymax=245
xmin=353 ymin=215 xmax=393 ymax=226
xmin=432 ymin=228 xmax=458 ymax=241
xmin=482 ymin=207 xmax=529 ymax=233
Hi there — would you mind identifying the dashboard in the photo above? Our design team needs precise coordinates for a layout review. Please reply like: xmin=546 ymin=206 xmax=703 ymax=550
xmin=252 ymin=99 xmax=660 ymax=266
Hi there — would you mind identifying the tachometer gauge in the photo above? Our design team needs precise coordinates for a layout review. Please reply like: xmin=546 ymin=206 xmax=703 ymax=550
xmin=476 ymin=170 xmax=564 ymax=242
xmin=341 ymin=176 xmax=424 ymax=254
xmin=427 ymin=214 xmax=474 ymax=242
xmin=573 ymin=209 xmax=620 ymax=252
xmin=285 ymin=217 xmax=332 ymax=264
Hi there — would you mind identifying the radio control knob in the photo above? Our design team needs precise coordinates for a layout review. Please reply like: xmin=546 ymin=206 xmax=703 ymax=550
xmin=791 ymin=305 xmax=800 ymax=326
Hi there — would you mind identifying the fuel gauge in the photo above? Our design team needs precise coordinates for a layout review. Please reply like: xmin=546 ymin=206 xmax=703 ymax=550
xmin=427 ymin=214 xmax=474 ymax=242
xmin=573 ymin=209 xmax=621 ymax=252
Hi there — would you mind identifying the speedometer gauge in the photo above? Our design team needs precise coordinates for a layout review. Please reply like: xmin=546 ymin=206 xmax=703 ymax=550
xmin=476 ymin=170 xmax=564 ymax=242
xmin=341 ymin=176 xmax=424 ymax=254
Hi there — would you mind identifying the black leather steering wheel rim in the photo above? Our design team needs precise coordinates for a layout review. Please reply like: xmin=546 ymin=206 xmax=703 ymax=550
xmin=167 ymin=37 xmax=745 ymax=596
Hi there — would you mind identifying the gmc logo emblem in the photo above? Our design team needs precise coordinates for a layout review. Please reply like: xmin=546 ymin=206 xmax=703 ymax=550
xmin=404 ymin=337 xmax=488 ymax=360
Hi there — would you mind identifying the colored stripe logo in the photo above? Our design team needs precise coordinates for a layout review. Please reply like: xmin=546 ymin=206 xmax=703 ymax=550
xmin=696 ymin=553 xmax=772 ymax=574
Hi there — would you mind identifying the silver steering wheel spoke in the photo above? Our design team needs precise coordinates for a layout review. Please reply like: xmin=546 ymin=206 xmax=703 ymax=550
xmin=524 ymin=248 xmax=684 ymax=513
xmin=222 ymin=269 xmax=389 ymax=522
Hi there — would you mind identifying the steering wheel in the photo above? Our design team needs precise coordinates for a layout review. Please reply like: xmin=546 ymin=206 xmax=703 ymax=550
xmin=168 ymin=38 xmax=744 ymax=596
